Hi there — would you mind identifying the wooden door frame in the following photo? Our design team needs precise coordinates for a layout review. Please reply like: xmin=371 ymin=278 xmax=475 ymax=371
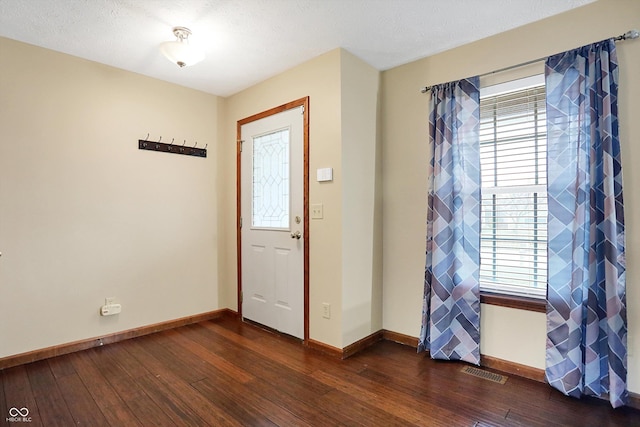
xmin=236 ymin=97 xmax=310 ymax=343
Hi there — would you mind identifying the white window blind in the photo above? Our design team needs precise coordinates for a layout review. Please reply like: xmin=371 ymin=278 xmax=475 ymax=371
xmin=479 ymin=79 xmax=547 ymax=298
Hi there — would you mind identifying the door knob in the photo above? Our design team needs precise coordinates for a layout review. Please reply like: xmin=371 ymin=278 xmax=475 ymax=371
xmin=291 ymin=231 xmax=301 ymax=239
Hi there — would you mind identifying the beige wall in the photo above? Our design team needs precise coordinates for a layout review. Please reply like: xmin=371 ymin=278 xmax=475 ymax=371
xmin=340 ymin=50 xmax=382 ymax=346
xmin=221 ymin=50 xmax=345 ymax=347
xmin=221 ymin=49 xmax=383 ymax=348
xmin=0 ymin=38 xmax=220 ymax=358
xmin=381 ymin=0 xmax=640 ymax=392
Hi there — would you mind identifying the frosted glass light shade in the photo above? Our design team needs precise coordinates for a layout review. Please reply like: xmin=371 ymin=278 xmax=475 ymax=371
xmin=160 ymin=27 xmax=205 ymax=68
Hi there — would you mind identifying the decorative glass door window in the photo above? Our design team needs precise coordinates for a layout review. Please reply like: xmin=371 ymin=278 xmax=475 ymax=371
xmin=252 ymin=128 xmax=290 ymax=229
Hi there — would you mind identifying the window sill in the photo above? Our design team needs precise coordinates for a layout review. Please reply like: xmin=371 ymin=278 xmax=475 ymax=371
xmin=480 ymin=292 xmax=546 ymax=313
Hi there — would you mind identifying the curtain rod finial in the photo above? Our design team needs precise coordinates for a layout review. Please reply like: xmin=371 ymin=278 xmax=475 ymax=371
xmin=625 ymin=29 xmax=639 ymax=40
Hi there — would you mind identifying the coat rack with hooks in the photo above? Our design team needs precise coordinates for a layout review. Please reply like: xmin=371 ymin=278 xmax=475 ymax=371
xmin=138 ymin=134 xmax=207 ymax=158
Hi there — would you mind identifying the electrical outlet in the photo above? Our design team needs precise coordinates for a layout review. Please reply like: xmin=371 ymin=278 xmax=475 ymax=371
xmin=101 ymin=297 xmax=121 ymax=316
xmin=322 ymin=302 xmax=331 ymax=319
xmin=101 ymin=303 xmax=122 ymax=316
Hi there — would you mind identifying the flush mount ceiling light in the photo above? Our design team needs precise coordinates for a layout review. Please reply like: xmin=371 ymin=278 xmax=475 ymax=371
xmin=160 ymin=26 xmax=204 ymax=68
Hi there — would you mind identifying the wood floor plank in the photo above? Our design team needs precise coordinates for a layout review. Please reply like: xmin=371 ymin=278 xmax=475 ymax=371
xmin=77 ymin=350 xmax=171 ymax=427
xmin=81 ymin=346 xmax=173 ymax=426
xmin=166 ymin=328 xmax=255 ymax=383
xmin=310 ymin=368 xmax=474 ymax=426
xmin=200 ymin=320 xmax=348 ymax=376
xmin=315 ymin=389 xmax=413 ymax=427
xmin=2 ymin=317 xmax=639 ymax=426
xmin=56 ymin=372 xmax=110 ymax=426
xmin=165 ymin=338 xmax=316 ymax=426
xmin=352 ymin=343 xmax=531 ymax=425
xmin=183 ymin=325 xmax=333 ymax=400
xmin=0 ymin=368 xmax=7 ymax=426
xmin=67 ymin=351 xmax=143 ymax=426
xmin=3 ymin=365 xmax=44 ymax=427
xmin=132 ymin=333 xmax=210 ymax=383
xmin=127 ymin=336 xmax=226 ymax=392
xmin=46 ymin=355 xmax=76 ymax=379
xmin=245 ymin=376 xmax=346 ymax=427
xmin=192 ymin=375 xmax=314 ymax=427
xmin=88 ymin=341 xmax=152 ymax=382
xmin=173 ymin=333 xmax=315 ymax=425
xmin=121 ymin=336 xmax=247 ymax=426
xmin=508 ymin=393 xmax=640 ymax=426
xmin=191 ymin=377 xmax=278 ymax=427
xmin=25 ymin=360 xmax=75 ymax=427
xmin=153 ymin=369 xmax=245 ymax=427
xmin=360 ymin=359 xmax=520 ymax=426
xmin=124 ymin=393 xmax=180 ymax=427
xmin=84 ymin=345 xmax=153 ymax=414
xmin=133 ymin=374 xmax=210 ymax=427
xmin=25 ymin=360 xmax=58 ymax=399
xmin=27 ymin=387 xmax=72 ymax=427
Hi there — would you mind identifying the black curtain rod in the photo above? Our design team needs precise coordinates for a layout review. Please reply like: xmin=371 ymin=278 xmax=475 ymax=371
xmin=420 ymin=29 xmax=639 ymax=93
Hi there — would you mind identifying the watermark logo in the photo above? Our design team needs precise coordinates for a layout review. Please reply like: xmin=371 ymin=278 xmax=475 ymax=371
xmin=6 ymin=407 xmax=31 ymax=423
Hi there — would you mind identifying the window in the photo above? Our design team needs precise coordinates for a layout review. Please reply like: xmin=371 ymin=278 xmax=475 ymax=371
xmin=479 ymin=75 xmax=547 ymax=299
xmin=252 ymin=128 xmax=290 ymax=229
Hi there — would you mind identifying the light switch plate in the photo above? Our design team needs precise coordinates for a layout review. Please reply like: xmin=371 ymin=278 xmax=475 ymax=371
xmin=311 ymin=203 xmax=323 ymax=219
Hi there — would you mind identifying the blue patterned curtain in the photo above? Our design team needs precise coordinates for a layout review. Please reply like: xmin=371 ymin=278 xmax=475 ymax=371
xmin=545 ymin=39 xmax=627 ymax=408
xmin=418 ymin=77 xmax=481 ymax=365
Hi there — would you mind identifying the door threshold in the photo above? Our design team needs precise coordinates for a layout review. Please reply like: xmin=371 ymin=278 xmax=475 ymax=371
xmin=242 ymin=317 xmax=304 ymax=343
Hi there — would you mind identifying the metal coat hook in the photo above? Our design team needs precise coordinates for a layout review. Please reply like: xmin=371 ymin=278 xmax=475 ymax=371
xmin=170 ymin=138 xmax=174 ymax=145
xmin=158 ymin=136 xmax=162 ymax=143
xmin=145 ymin=133 xmax=149 ymax=140
xmin=182 ymin=140 xmax=186 ymax=146
xmin=194 ymin=142 xmax=198 ymax=148
xmin=204 ymin=144 xmax=208 ymax=149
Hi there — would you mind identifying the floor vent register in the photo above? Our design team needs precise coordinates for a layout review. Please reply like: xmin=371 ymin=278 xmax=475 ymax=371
xmin=460 ymin=365 xmax=508 ymax=384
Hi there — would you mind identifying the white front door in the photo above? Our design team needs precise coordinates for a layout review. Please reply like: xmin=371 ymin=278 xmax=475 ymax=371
xmin=240 ymin=105 xmax=304 ymax=339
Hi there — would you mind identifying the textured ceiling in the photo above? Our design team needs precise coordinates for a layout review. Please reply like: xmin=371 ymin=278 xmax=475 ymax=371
xmin=0 ymin=0 xmax=594 ymax=97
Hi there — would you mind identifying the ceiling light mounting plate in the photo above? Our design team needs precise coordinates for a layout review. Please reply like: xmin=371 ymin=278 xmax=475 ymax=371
xmin=172 ymin=26 xmax=192 ymax=41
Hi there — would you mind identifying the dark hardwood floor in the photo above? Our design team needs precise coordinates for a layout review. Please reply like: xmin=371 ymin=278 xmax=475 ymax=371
xmin=2 ymin=316 xmax=639 ymax=426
